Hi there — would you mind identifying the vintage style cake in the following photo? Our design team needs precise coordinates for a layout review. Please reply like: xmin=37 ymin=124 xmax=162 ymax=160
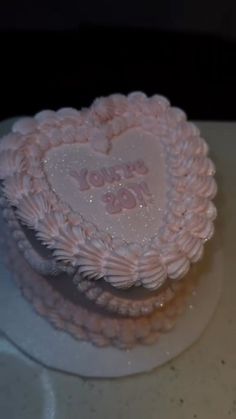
xmin=0 ymin=92 xmax=217 ymax=348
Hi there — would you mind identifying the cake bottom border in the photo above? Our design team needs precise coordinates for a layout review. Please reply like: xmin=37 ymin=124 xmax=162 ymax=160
xmin=0 ymin=228 xmax=222 ymax=377
xmin=5 ymin=229 xmax=195 ymax=349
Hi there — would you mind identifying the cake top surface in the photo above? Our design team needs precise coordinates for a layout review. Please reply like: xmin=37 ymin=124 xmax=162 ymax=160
xmin=0 ymin=92 xmax=217 ymax=290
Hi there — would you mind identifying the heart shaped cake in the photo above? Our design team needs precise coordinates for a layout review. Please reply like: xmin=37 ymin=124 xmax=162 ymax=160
xmin=0 ymin=92 xmax=217 ymax=348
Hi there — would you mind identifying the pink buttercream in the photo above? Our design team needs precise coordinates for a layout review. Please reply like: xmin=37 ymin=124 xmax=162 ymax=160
xmin=0 ymin=93 xmax=217 ymax=291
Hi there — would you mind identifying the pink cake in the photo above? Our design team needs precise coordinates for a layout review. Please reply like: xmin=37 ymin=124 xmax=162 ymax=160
xmin=0 ymin=92 xmax=217 ymax=348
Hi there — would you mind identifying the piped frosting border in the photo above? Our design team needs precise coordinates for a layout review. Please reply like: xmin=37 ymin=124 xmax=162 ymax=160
xmin=3 ymin=215 xmax=197 ymax=349
xmin=0 ymin=92 xmax=217 ymax=290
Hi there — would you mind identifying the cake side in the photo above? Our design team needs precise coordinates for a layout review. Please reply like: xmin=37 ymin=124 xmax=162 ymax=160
xmin=2 ymin=211 xmax=198 ymax=349
xmin=0 ymin=194 xmax=189 ymax=318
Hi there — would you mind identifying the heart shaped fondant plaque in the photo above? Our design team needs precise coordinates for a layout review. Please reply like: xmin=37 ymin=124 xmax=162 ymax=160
xmin=44 ymin=128 xmax=166 ymax=244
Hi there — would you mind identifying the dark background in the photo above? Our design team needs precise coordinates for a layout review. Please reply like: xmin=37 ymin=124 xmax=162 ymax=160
xmin=1 ymin=0 xmax=236 ymax=121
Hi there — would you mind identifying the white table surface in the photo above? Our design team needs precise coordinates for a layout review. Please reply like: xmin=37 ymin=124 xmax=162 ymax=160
xmin=0 ymin=121 xmax=236 ymax=419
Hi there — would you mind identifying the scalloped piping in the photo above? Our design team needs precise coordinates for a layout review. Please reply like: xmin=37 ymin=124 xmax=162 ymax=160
xmin=73 ymin=274 xmax=185 ymax=318
xmin=2 ymin=216 xmax=197 ymax=349
xmin=0 ymin=93 xmax=217 ymax=290
xmin=0 ymin=193 xmax=69 ymax=276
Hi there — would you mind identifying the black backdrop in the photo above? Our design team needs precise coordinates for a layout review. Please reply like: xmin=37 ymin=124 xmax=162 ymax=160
xmin=1 ymin=23 xmax=236 ymax=121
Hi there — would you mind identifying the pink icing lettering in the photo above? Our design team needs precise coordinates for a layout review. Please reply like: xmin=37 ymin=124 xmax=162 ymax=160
xmin=117 ymin=187 xmax=136 ymax=209
xmin=113 ymin=163 xmax=135 ymax=179
xmin=139 ymin=181 xmax=152 ymax=196
xmin=69 ymin=168 xmax=90 ymax=191
xmin=129 ymin=183 xmax=147 ymax=206
xmin=135 ymin=159 xmax=149 ymax=175
xmin=101 ymin=181 xmax=152 ymax=214
xmin=100 ymin=167 xmax=121 ymax=183
xmin=114 ymin=160 xmax=148 ymax=179
xmin=69 ymin=159 xmax=149 ymax=193
xmin=102 ymin=192 xmax=122 ymax=214
xmin=88 ymin=170 xmax=105 ymax=187
xmin=122 ymin=162 xmax=136 ymax=178
xmin=129 ymin=181 xmax=152 ymax=206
